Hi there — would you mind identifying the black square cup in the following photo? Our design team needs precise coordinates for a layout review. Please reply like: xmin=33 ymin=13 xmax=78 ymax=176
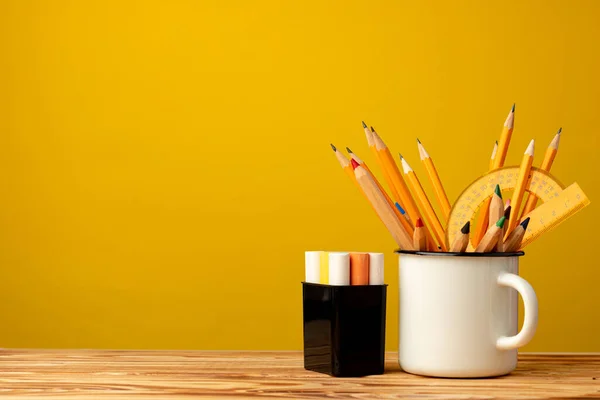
xmin=302 ymin=282 xmax=387 ymax=377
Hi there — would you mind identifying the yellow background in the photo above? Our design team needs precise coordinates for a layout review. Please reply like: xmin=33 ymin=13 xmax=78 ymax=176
xmin=0 ymin=0 xmax=598 ymax=351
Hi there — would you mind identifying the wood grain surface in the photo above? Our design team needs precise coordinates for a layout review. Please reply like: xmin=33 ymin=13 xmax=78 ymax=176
xmin=0 ymin=350 xmax=598 ymax=399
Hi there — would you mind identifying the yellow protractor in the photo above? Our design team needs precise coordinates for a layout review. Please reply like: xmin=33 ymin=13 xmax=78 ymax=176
xmin=447 ymin=167 xmax=590 ymax=250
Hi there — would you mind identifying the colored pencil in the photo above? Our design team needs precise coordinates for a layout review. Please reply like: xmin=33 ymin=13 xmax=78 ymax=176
xmin=349 ymin=252 xmax=369 ymax=285
xmin=352 ymin=160 xmax=414 ymax=249
xmin=473 ymin=105 xmax=515 ymax=245
xmin=520 ymin=128 xmax=561 ymax=219
xmin=348 ymin=147 xmax=413 ymax=234
xmin=400 ymin=155 xmax=448 ymax=251
xmin=497 ymin=205 xmax=512 ymax=252
xmin=504 ymin=217 xmax=530 ymax=252
xmin=475 ymin=216 xmax=506 ymax=253
xmin=489 ymin=184 xmax=504 ymax=229
xmin=450 ymin=221 xmax=470 ymax=252
xmin=506 ymin=139 xmax=535 ymax=237
xmin=413 ymin=218 xmax=427 ymax=251
xmin=417 ymin=138 xmax=451 ymax=220
xmin=489 ymin=140 xmax=498 ymax=170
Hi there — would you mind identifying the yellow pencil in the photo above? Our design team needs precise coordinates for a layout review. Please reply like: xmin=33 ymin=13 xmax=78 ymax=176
xmin=331 ymin=144 xmax=386 ymax=224
xmin=489 ymin=140 xmax=498 ymax=170
xmin=369 ymin=129 xmax=420 ymax=220
xmin=331 ymin=144 xmax=357 ymax=185
xmin=520 ymin=128 xmax=561 ymax=219
xmin=400 ymin=155 xmax=448 ymax=251
xmin=368 ymin=125 xmax=436 ymax=250
xmin=363 ymin=122 xmax=403 ymax=203
xmin=417 ymin=138 xmax=451 ymax=221
xmin=506 ymin=139 xmax=535 ymax=237
xmin=497 ymin=205 xmax=511 ymax=252
xmin=347 ymin=147 xmax=414 ymax=235
xmin=352 ymin=160 xmax=414 ymax=249
xmin=473 ymin=104 xmax=515 ymax=245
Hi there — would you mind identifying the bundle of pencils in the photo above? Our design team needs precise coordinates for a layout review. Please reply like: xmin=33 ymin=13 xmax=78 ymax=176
xmin=331 ymin=105 xmax=574 ymax=253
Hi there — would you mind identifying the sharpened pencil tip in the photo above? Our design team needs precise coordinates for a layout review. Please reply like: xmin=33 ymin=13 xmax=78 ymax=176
xmin=496 ymin=216 xmax=506 ymax=228
xmin=494 ymin=184 xmax=502 ymax=199
xmin=346 ymin=147 xmax=353 ymax=154
xmin=417 ymin=138 xmax=421 ymax=144
xmin=558 ymin=127 xmax=562 ymax=135
xmin=399 ymin=153 xmax=403 ymax=159
xmin=350 ymin=159 xmax=359 ymax=170
xmin=330 ymin=143 xmax=336 ymax=152
xmin=495 ymin=140 xmax=498 ymax=145
xmin=362 ymin=121 xmax=367 ymax=129
xmin=370 ymin=126 xmax=375 ymax=132
xmin=504 ymin=205 xmax=512 ymax=219
xmin=511 ymin=103 xmax=515 ymax=112
xmin=461 ymin=221 xmax=470 ymax=234
xmin=521 ymin=217 xmax=530 ymax=230
xmin=415 ymin=218 xmax=424 ymax=228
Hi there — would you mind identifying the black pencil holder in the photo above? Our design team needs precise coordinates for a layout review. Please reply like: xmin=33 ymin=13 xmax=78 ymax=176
xmin=302 ymin=282 xmax=387 ymax=377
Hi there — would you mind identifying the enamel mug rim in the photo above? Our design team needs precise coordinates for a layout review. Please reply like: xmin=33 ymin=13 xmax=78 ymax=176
xmin=396 ymin=250 xmax=525 ymax=257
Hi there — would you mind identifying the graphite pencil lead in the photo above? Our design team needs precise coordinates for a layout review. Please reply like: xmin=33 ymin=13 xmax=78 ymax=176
xmin=362 ymin=121 xmax=367 ymax=129
xmin=558 ymin=127 xmax=562 ymax=134
xmin=370 ymin=126 xmax=375 ymax=132
xmin=512 ymin=103 xmax=515 ymax=112
xmin=417 ymin=138 xmax=421 ymax=144
xmin=330 ymin=143 xmax=337 ymax=152
xmin=399 ymin=153 xmax=403 ymax=159
xmin=461 ymin=221 xmax=470 ymax=234
xmin=346 ymin=147 xmax=353 ymax=154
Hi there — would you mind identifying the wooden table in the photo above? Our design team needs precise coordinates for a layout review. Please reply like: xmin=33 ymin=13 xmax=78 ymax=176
xmin=0 ymin=350 xmax=598 ymax=399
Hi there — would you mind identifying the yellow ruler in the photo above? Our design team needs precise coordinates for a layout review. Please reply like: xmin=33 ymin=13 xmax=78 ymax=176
xmin=447 ymin=167 xmax=590 ymax=250
xmin=520 ymin=182 xmax=590 ymax=248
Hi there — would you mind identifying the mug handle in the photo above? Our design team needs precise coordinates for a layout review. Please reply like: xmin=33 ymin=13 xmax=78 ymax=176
xmin=495 ymin=272 xmax=539 ymax=351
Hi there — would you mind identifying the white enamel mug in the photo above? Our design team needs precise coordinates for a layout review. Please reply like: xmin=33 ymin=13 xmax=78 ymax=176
xmin=397 ymin=251 xmax=538 ymax=378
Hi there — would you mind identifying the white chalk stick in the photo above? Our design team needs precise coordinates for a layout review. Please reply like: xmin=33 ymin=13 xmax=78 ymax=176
xmin=305 ymin=251 xmax=321 ymax=283
xmin=328 ymin=252 xmax=350 ymax=285
xmin=369 ymin=253 xmax=384 ymax=285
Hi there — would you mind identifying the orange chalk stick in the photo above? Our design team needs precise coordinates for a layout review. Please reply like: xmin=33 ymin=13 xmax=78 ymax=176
xmin=350 ymin=252 xmax=370 ymax=285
